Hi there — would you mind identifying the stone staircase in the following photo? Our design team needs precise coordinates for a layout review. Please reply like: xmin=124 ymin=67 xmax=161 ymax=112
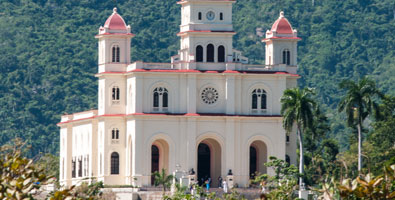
xmin=209 ymin=188 xmax=261 ymax=199
xmin=134 ymin=187 xmax=261 ymax=200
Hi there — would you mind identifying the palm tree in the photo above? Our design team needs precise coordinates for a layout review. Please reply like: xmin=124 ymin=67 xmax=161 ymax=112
xmin=338 ymin=77 xmax=382 ymax=173
xmin=152 ymin=168 xmax=174 ymax=192
xmin=281 ymin=87 xmax=316 ymax=198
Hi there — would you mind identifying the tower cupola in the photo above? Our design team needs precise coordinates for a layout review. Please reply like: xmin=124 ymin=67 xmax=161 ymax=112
xmin=269 ymin=11 xmax=294 ymax=36
xmin=95 ymin=8 xmax=134 ymax=73
xmin=100 ymin=7 xmax=132 ymax=34
xmin=262 ymin=11 xmax=301 ymax=68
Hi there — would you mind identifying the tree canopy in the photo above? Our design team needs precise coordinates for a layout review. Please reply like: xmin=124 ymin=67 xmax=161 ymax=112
xmin=0 ymin=0 xmax=394 ymax=156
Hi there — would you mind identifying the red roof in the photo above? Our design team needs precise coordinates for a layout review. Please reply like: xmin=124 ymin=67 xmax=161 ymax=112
xmin=104 ymin=8 xmax=127 ymax=30
xmin=270 ymin=11 xmax=293 ymax=34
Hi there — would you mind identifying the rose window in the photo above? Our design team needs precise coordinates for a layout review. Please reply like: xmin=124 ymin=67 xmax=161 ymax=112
xmin=201 ymin=87 xmax=219 ymax=104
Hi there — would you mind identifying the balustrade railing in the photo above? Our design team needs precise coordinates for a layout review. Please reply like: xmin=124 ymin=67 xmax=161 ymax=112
xmin=128 ymin=61 xmax=297 ymax=73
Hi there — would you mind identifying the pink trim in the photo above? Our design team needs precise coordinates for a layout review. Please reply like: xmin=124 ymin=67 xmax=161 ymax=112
xmin=95 ymin=69 xmax=299 ymax=76
xmin=262 ymin=37 xmax=301 ymax=41
xmin=177 ymin=30 xmax=236 ymax=35
xmin=58 ymin=112 xmax=282 ymax=125
xmin=130 ymin=69 xmax=200 ymax=73
xmin=131 ymin=113 xmax=281 ymax=118
xmin=96 ymin=33 xmax=135 ymax=36
xmin=177 ymin=0 xmax=236 ymax=4
xmin=99 ymin=114 xmax=125 ymax=117
xmin=96 ymin=71 xmax=126 ymax=74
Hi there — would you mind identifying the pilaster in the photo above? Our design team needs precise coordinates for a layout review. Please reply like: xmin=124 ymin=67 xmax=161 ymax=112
xmin=132 ymin=120 xmax=146 ymax=186
xmin=135 ymin=76 xmax=144 ymax=113
xmin=187 ymin=118 xmax=197 ymax=171
xmin=225 ymin=75 xmax=235 ymax=114
xmin=187 ymin=74 xmax=197 ymax=113
xmin=225 ymin=118 xmax=235 ymax=176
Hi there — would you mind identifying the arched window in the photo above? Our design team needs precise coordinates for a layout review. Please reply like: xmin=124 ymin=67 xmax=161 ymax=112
xmin=112 ymin=45 xmax=120 ymax=63
xmin=207 ymin=44 xmax=214 ymax=62
xmin=198 ymin=12 xmax=202 ymax=20
xmin=220 ymin=12 xmax=223 ymax=20
xmin=112 ymin=86 xmax=120 ymax=102
xmin=153 ymin=87 xmax=169 ymax=112
xmin=111 ymin=152 xmax=120 ymax=174
xmin=196 ymin=45 xmax=203 ymax=62
xmin=252 ymin=89 xmax=267 ymax=113
xmin=282 ymin=49 xmax=290 ymax=65
xmin=112 ymin=128 xmax=119 ymax=140
xmin=218 ymin=45 xmax=225 ymax=62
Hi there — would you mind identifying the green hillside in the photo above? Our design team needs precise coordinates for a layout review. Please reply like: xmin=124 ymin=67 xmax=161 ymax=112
xmin=0 ymin=0 xmax=394 ymax=156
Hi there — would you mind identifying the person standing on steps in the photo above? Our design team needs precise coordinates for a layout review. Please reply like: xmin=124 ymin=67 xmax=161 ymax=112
xmin=218 ymin=176 xmax=223 ymax=188
xmin=206 ymin=177 xmax=211 ymax=192
xmin=222 ymin=180 xmax=228 ymax=193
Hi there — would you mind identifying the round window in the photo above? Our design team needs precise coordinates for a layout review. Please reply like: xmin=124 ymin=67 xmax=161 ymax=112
xmin=201 ymin=87 xmax=219 ymax=104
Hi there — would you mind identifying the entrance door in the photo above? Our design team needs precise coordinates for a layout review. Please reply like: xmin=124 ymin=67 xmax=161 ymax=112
xmin=197 ymin=143 xmax=210 ymax=185
xmin=250 ymin=146 xmax=257 ymax=179
xmin=151 ymin=145 xmax=159 ymax=185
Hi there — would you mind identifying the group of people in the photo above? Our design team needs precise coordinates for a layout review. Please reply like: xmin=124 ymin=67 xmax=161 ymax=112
xmin=190 ymin=176 xmax=228 ymax=194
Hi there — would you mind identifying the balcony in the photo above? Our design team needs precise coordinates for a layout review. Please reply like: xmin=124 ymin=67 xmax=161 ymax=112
xmin=127 ymin=61 xmax=173 ymax=71
xmin=127 ymin=61 xmax=297 ymax=74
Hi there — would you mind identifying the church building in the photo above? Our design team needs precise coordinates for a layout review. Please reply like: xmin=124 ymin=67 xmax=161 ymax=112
xmin=58 ymin=0 xmax=301 ymax=188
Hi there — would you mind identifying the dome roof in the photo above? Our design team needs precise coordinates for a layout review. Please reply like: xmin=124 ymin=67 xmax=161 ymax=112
xmin=270 ymin=11 xmax=293 ymax=34
xmin=104 ymin=8 xmax=127 ymax=30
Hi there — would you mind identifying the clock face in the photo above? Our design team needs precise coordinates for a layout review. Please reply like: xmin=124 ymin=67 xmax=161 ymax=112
xmin=206 ymin=11 xmax=215 ymax=21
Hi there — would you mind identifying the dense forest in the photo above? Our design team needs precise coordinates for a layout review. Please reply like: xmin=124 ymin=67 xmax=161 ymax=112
xmin=0 ymin=0 xmax=394 ymax=160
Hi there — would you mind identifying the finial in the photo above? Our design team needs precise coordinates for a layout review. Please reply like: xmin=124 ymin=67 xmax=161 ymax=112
xmin=113 ymin=7 xmax=117 ymax=13
xmin=280 ymin=11 xmax=284 ymax=18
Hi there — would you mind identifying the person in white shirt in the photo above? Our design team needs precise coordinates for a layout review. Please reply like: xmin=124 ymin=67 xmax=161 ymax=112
xmin=222 ymin=180 xmax=228 ymax=193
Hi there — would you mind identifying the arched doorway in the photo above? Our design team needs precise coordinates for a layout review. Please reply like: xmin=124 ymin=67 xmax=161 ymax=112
xmin=197 ymin=138 xmax=221 ymax=187
xmin=249 ymin=140 xmax=267 ymax=179
xmin=197 ymin=143 xmax=210 ymax=185
xmin=151 ymin=139 xmax=170 ymax=185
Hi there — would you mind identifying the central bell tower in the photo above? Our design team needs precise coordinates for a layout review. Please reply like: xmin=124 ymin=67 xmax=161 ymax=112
xmin=176 ymin=0 xmax=236 ymax=64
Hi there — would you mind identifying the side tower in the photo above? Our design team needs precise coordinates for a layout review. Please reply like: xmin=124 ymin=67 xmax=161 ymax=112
xmin=176 ymin=0 xmax=236 ymax=66
xmin=263 ymin=11 xmax=300 ymax=72
xmin=94 ymin=8 xmax=133 ymax=185
xmin=263 ymin=11 xmax=301 ymax=166
xmin=95 ymin=8 xmax=134 ymax=115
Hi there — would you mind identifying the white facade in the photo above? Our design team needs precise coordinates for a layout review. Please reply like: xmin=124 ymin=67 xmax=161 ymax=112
xmin=58 ymin=1 xmax=300 ymax=188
